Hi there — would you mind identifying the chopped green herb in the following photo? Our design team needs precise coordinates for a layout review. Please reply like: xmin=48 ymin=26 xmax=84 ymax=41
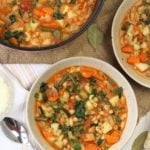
xmin=75 ymin=101 xmax=85 ymax=118
xmin=116 ymin=116 xmax=122 ymax=122
xmin=50 ymin=113 xmax=57 ymax=122
xmin=53 ymin=12 xmax=64 ymax=20
xmin=97 ymin=138 xmax=104 ymax=146
xmin=40 ymin=82 xmax=48 ymax=92
xmin=71 ymin=139 xmax=81 ymax=150
xmin=61 ymin=124 xmax=70 ymax=137
xmin=9 ymin=15 xmax=16 ymax=24
xmin=99 ymin=91 xmax=106 ymax=100
xmin=89 ymin=77 xmax=96 ymax=85
xmin=113 ymin=87 xmax=123 ymax=98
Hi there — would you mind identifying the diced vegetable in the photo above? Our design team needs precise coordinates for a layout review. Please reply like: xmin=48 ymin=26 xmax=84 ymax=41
xmin=75 ymin=101 xmax=85 ymax=118
xmin=109 ymin=95 xmax=119 ymax=107
xmin=101 ymin=122 xmax=113 ymax=134
xmin=71 ymin=139 xmax=81 ymax=150
xmin=135 ymin=63 xmax=149 ymax=72
xmin=113 ymin=87 xmax=123 ymax=98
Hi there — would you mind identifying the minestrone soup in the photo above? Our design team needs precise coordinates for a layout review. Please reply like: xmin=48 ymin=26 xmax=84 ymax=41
xmin=0 ymin=0 xmax=96 ymax=48
xmin=120 ymin=0 xmax=150 ymax=79
xmin=34 ymin=66 xmax=128 ymax=150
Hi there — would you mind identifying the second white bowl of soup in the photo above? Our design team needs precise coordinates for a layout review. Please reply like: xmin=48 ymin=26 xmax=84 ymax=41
xmin=112 ymin=0 xmax=150 ymax=88
xmin=26 ymin=57 xmax=137 ymax=150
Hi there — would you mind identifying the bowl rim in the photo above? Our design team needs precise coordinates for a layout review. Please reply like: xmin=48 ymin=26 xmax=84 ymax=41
xmin=26 ymin=57 xmax=138 ymax=150
xmin=0 ymin=0 xmax=104 ymax=51
xmin=111 ymin=0 xmax=150 ymax=88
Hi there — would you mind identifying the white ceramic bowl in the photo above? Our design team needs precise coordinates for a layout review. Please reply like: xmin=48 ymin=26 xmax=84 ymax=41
xmin=26 ymin=57 xmax=138 ymax=150
xmin=0 ymin=72 xmax=14 ymax=122
xmin=112 ymin=0 xmax=150 ymax=88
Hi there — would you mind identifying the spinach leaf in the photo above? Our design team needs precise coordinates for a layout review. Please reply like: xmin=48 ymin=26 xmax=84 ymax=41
xmin=75 ymin=101 xmax=85 ymax=118
xmin=113 ymin=87 xmax=123 ymax=98
xmin=97 ymin=138 xmax=104 ymax=146
xmin=71 ymin=139 xmax=81 ymax=150
xmin=50 ymin=113 xmax=57 ymax=122
xmin=5 ymin=31 xmax=24 ymax=40
xmin=53 ymin=12 xmax=64 ymax=20
xmin=9 ymin=15 xmax=16 ymax=24
xmin=40 ymin=82 xmax=48 ymax=92
xmin=99 ymin=90 xmax=106 ymax=100
xmin=61 ymin=124 xmax=70 ymax=137
xmin=89 ymin=77 xmax=96 ymax=85
xmin=116 ymin=116 xmax=122 ymax=122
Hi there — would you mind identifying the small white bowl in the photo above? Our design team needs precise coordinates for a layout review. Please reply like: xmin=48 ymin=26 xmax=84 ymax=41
xmin=26 ymin=57 xmax=138 ymax=150
xmin=112 ymin=0 xmax=150 ymax=88
xmin=0 ymin=72 xmax=14 ymax=122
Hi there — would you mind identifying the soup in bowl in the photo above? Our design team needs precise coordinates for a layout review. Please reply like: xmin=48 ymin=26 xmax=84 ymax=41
xmin=0 ymin=0 xmax=103 ymax=50
xmin=112 ymin=0 xmax=150 ymax=88
xmin=26 ymin=57 xmax=137 ymax=150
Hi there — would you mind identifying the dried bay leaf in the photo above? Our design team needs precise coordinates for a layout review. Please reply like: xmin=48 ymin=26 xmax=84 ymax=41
xmin=87 ymin=24 xmax=104 ymax=49
xmin=132 ymin=131 xmax=148 ymax=150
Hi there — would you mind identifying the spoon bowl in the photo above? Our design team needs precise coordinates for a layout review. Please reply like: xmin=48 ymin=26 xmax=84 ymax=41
xmin=1 ymin=117 xmax=35 ymax=150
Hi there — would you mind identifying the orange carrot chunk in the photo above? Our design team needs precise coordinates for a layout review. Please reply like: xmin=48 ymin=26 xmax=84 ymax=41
xmin=127 ymin=56 xmax=140 ymax=64
xmin=105 ymin=131 xmax=120 ymax=145
xmin=85 ymin=143 xmax=98 ymax=150
xmin=41 ymin=7 xmax=54 ymax=15
xmin=41 ymin=21 xmax=59 ymax=29
xmin=139 ymin=53 xmax=149 ymax=62
xmin=121 ymin=45 xmax=134 ymax=53
xmin=33 ymin=8 xmax=44 ymax=17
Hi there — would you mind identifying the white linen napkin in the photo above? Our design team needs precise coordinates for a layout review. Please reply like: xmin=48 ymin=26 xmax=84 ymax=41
xmin=0 ymin=64 xmax=150 ymax=150
xmin=0 ymin=64 xmax=51 ymax=150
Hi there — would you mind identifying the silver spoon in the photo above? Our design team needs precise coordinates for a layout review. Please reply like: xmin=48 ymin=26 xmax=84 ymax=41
xmin=1 ymin=117 xmax=36 ymax=150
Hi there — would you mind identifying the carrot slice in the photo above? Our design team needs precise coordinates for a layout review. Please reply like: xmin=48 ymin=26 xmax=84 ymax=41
xmin=41 ymin=7 xmax=54 ymax=15
xmin=121 ymin=45 xmax=134 ymax=53
xmin=105 ymin=131 xmax=120 ymax=145
xmin=41 ymin=21 xmax=59 ymax=29
xmin=9 ymin=37 xmax=18 ymax=45
xmin=85 ymin=143 xmax=98 ymax=150
xmin=47 ymin=89 xmax=59 ymax=102
xmin=80 ymin=71 xmax=93 ymax=78
xmin=42 ymin=130 xmax=53 ymax=138
xmin=139 ymin=53 xmax=149 ymax=62
xmin=33 ymin=8 xmax=44 ymax=17
xmin=127 ymin=56 xmax=140 ymax=64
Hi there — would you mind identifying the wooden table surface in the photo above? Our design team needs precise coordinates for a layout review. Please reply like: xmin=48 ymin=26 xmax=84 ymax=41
xmin=0 ymin=0 xmax=149 ymax=119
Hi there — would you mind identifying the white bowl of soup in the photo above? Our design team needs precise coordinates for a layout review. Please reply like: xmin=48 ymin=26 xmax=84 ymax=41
xmin=26 ymin=57 xmax=137 ymax=150
xmin=0 ymin=0 xmax=104 ymax=51
xmin=112 ymin=0 xmax=150 ymax=88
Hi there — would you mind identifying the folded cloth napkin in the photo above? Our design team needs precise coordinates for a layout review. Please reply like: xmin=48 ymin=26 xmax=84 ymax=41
xmin=0 ymin=64 xmax=51 ymax=150
xmin=0 ymin=64 xmax=150 ymax=150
